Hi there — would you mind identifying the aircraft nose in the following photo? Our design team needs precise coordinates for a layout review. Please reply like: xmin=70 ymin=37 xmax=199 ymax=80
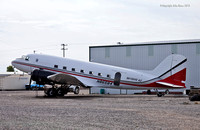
xmin=11 ymin=58 xmax=32 ymax=73
xmin=11 ymin=59 xmax=21 ymax=70
xmin=11 ymin=60 xmax=17 ymax=68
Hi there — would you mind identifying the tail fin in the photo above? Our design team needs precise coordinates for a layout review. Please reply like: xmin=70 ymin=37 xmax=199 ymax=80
xmin=152 ymin=54 xmax=187 ymax=88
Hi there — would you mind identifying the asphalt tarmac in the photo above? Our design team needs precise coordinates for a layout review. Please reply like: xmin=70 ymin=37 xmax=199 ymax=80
xmin=0 ymin=90 xmax=200 ymax=130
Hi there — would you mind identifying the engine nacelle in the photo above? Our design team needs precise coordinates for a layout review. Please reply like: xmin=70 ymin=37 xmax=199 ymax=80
xmin=31 ymin=69 xmax=55 ymax=85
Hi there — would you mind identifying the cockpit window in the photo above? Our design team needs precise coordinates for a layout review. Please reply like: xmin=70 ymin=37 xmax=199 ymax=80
xmin=25 ymin=57 xmax=29 ymax=61
xmin=22 ymin=55 xmax=30 ymax=61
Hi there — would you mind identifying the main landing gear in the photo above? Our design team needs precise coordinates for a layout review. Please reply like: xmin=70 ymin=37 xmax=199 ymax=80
xmin=45 ymin=85 xmax=80 ymax=97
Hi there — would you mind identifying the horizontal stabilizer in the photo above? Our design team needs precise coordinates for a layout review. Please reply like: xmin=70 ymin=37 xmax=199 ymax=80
xmin=156 ymin=82 xmax=184 ymax=88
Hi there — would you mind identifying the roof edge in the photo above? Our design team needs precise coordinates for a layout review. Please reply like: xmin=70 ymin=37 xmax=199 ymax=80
xmin=89 ymin=39 xmax=200 ymax=48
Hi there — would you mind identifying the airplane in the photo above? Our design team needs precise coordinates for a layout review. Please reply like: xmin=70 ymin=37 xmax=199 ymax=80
xmin=11 ymin=53 xmax=187 ymax=97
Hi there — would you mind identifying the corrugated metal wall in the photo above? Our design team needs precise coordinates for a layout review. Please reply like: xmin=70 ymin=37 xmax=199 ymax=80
xmin=90 ymin=42 xmax=200 ymax=90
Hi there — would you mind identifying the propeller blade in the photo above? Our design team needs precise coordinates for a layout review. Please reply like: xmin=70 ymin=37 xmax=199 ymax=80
xmin=29 ymin=76 xmax=32 ymax=86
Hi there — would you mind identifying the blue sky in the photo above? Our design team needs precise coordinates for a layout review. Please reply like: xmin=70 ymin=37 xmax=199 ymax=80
xmin=0 ymin=0 xmax=199 ymax=72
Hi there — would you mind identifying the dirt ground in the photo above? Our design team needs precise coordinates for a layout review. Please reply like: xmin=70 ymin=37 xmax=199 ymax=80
xmin=0 ymin=90 xmax=199 ymax=130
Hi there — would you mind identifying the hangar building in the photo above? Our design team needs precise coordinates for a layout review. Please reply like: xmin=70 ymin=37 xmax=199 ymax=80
xmin=89 ymin=39 xmax=200 ymax=94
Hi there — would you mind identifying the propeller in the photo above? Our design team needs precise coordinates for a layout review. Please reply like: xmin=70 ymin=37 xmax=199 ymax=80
xmin=29 ymin=76 xmax=32 ymax=86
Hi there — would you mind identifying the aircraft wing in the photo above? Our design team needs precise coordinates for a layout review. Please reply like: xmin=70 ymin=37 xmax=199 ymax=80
xmin=47 ymin=73 xmax=85 ymax=87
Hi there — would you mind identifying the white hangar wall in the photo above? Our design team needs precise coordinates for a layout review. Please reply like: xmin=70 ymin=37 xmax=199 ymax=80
xmin=89 ymin=39 xmax=200 ymax=94
xmin=0 ymin=74 xmax=30 ymax=90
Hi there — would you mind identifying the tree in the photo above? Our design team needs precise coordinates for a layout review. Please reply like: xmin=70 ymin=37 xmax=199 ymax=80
xmin=7 ymin=65 xmax=14 ymax=72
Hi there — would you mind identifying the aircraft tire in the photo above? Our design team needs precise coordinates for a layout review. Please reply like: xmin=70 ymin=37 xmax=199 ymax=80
xmin=147 ymin=90 xmax=151 ymax=95
xmin=47 ymin=88 xmax=57 ymax=97
xmin=56 ymin=88 xmax=65 ymax=97
xmin=74 ymin=87 xmax=79 ymax=94
xmin=157 ymin=92 xmax=163 ymax=97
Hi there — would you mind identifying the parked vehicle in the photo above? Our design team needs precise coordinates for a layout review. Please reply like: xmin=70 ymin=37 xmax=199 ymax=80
xmin=189 ymin=86 xmax=200 ymax=101
xmin=25 ymin=81 xmax=44 ymax=90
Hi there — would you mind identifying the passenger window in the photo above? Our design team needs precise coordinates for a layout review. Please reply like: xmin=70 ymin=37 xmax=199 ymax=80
xmin=80 ymin=70 xmax=84 ymax=73
xmin=63 ymin=66 xmax=67 ymax=70
xmin=89 ymin=71 xmax=93 ymax=75
xmin=36 ymin=59 xmax=39 ymax=62
xmin=54 ymin=65 xmax=58 ymax=68
xmin=72 ymin=68 xmax=75 ymax=71
xmin=107 ymin=74 xmax=110 ymax=78
xmin=98 ymin=73 xmax=102 ymax=76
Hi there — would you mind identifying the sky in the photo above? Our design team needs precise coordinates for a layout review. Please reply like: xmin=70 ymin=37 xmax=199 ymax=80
xmin=0 ymin=0 xmax=200 ymax=72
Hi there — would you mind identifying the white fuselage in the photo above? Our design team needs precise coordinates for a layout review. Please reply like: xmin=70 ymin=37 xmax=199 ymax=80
xmin=12 ymin=54 xmax=186 ymax=90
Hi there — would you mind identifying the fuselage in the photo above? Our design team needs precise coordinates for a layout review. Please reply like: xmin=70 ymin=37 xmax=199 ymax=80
xmin=11 ymin=54 xmax=185 ymax=90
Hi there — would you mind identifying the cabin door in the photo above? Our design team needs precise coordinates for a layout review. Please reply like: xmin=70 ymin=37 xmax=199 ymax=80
xmin=114 ymin=72 xmax=121 ymax=86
